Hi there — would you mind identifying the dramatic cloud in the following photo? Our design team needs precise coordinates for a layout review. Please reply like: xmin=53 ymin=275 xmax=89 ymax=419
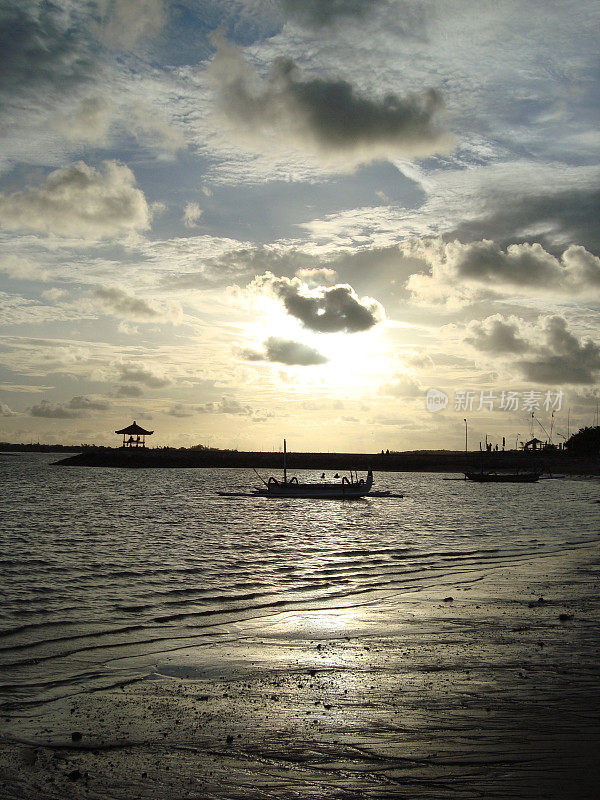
xmin=0 ymin=161 xmax=151 ymax=239
xmin=242 ymin=337 xmax=328 ymax=365
xmin=450 ymin=185 xmax=600 ymax=256
xmin=465 ymin=314 xmax=600 ymax=385
xmin=406 ymin=240 xmax=600 ymax=306
xmin=465 ymin=316 xmax=529 ymax=354
xmin=252 ymin=272 xmax=384 ymax=333
xmin=94 ymin=286 xmax=160 ymax=318
xmin=116 ymin=363 xmax=171 ymax=388
xmin=209 ymin=37 xmax=452 ymax=166
xmin=96 ymin=0 xmax=165 ymax=49
xmin=519 ymin=316 xmax=600 ymax=385
xmin=183 ymin=202 xmax=203 ymax=228
xmin=29 ymin=395 xmax=109 ymax=418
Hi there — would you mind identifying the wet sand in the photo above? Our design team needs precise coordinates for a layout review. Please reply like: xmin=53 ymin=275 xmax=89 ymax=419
xmin=2 ymin=542 xmax=599 ymax=799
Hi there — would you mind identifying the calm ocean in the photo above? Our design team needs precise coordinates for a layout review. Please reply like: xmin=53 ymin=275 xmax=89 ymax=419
xmin=1 ymin=453 xmax=598 ymax=717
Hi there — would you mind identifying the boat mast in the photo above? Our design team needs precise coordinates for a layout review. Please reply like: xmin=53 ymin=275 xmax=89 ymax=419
xmin=283 ymin=438 xmax=287 ymax=485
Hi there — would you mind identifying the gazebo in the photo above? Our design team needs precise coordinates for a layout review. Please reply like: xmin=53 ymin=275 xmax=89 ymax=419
xmin=115 ymin=420 xmax=154 ymax=448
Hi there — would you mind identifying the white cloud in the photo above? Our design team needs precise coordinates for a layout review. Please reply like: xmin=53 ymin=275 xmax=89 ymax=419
xmin=94 ymin=286 xmax=160 ymax=318
xmin=0 ymin=161 xmax=151 ymax=239
xmin=183 ymin=202 xmax=203 ymax=228
xmin=198 ymin=397 xmax=253 ymax=415
xmin=0 ymin=255 xmax=49 ymax=282
xmin=0 ymin=402 xmax=17 ymax=416
xmin=96 ymin=0 xmax=165 ymax=49
xmin=53 ymin=95 xmax=113 ymax=144
xmin=128 ymin=102 xmax=185 ymax=152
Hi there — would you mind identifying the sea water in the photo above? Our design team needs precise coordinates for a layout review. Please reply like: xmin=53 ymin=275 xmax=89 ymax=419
xmin=1 ymin=452 xmax=598 ymax=716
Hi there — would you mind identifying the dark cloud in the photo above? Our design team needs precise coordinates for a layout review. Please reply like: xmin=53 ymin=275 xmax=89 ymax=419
xmin=449 ymin=186 xmax=600 ymax=256
xmin=29 ymin=395 xmax=109 ymax=418
xmin=453 ymin=241 xmax=560 ymax=287
xmin=283 ymin=284 xmax=382 ymax=333
xmin=210 ymin=38 xmax=452 ymax=165
xmin=95 ymin=286 xmax=159 ymax=318
xmin=253 ymin=273 xmax=384 ymax=333
xmin=518 ymin=316 xmax=600 ymax=385
xmin=0 ymin=2 xmax=96 ymax=111
xmin=280 ymin=0 xmax=385 ymax=27
xmin=242 ymin=337 xmax=328 ymax=366
xmin=0 ymin=161 xmax=151 ymax=239
xmin=67 ymin=395 xmax=110 ymax=411
xmin=465 ymin=316 xmax=529 ymax=354
xmin=29 ymin=400 xmax=79 ymax=419
xmin=465 ymin=314 xmax=600 ymax=385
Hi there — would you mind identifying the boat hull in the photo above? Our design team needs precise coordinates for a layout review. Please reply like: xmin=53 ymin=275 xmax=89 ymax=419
xmin=252 ymin=484 xmax=372 ymax=499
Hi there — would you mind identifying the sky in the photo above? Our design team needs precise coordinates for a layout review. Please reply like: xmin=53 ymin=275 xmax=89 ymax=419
xmin=0 ymin=0 xmax=599 ymax=451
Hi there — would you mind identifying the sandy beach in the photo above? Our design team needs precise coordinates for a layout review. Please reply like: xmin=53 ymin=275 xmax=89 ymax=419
xmin=2 ymin=539 xmax=598 ymax=800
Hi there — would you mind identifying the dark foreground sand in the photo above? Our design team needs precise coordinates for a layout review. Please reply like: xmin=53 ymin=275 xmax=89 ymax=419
xmin=2 ymin=543 xmax=599 ymax=800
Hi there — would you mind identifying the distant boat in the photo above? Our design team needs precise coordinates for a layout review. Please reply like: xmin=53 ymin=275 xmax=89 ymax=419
xmin=464 ymin=471 xmax=540 ymax=483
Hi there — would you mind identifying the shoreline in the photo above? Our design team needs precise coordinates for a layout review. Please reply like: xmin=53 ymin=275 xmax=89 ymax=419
xmin=2 ymin=540 xmax=599 ymax=799
xmin=48 ymin=446 xmax=600 ymax=474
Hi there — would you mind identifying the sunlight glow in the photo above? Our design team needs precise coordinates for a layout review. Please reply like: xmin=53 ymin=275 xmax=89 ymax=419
xmin=242 ymin=295 xmax=393 ymax=395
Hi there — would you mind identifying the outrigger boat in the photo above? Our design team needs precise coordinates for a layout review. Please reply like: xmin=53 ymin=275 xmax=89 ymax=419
xmin=464 ymin=471 xmax=540 ymax=483
xmin=218 ymin=440 xmax=390 ymax=499
xmin=255 ymin=440 xmax=377 ymax=498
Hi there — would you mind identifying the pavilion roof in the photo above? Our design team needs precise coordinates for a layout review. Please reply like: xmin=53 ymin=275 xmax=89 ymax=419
xmin=115 ymin=421 xmax=154 ymax=435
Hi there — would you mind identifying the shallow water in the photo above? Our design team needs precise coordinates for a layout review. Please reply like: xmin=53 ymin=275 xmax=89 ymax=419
xmin=1 ymin=453 xmax=598 ymax=714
